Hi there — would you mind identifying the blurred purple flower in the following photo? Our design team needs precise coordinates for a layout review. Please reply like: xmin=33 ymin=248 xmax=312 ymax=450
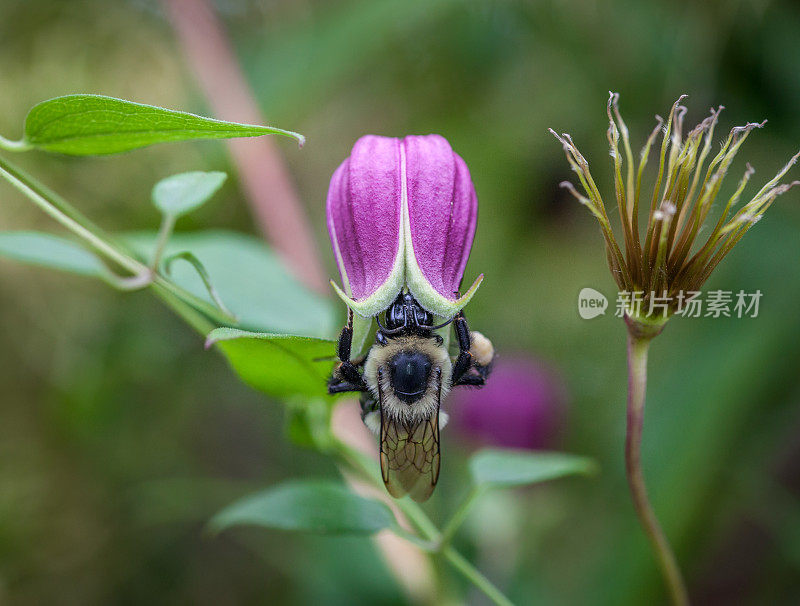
xmin=450 ymin=356 xmax=567 ymax=450
xmin=326 ymin=134 xmax=482 ymax=319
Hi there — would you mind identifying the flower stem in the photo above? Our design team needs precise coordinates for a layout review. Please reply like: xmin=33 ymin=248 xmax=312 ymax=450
xmin=438 ymin=485 xmax=486 ymax=549
xmin=150 ymin=213 xmax=177 ymax=271
xmin=442 ymin=547 xmax=514 ymax=606
xmin=332 ymin=439 xmax=515 ymax=606
xmin=0 ymin=134 xmax=32 ymax=152
xmin=626 ymin=333 xmax=689 ymax=606
xmin=163 ymin=0 xmax=327 ymax=293
xmin=0 ymin=154 xmax=236 ymax=327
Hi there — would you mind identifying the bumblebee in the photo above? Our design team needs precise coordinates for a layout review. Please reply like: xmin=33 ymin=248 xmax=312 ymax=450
xmin=328 ymin=291 xmax=494 ymax=501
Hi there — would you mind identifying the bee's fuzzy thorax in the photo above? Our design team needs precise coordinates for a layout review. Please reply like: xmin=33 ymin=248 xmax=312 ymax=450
xmin=364 ymin=335 xmax=452 ymax=423
xmin=362 ymin=408 xmax=449 ymax=436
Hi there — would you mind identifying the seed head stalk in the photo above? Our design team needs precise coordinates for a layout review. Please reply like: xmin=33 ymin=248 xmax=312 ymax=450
xmin=625 ymin=324 xmax=688 ymax=606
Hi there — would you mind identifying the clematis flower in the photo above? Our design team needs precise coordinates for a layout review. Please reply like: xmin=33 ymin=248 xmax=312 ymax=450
xmin=326 ymin=134 xmax=482 ymax=319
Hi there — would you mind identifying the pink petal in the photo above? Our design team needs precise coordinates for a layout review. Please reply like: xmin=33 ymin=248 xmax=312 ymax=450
xmin=326 ymin=136 xmax=402 ymax=302
xmin=327 ymin=133 xmax=480 ymax=317
xmin=403 ymin=135 xmax=477 ymax=302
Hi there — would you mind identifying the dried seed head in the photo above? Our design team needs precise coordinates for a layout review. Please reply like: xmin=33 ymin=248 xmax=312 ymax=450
xmin=551 ymin=94 xmax=799 ymax=324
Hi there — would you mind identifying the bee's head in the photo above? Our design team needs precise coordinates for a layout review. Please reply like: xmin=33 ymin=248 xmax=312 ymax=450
xmin=388 ymin=351 xmax=432 ymax=404
xmin=384 ymin=292 xmax=434 ymax=332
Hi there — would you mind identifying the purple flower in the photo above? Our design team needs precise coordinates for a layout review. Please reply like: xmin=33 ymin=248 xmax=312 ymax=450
xmin=450 ymin=356 xmax=567 ymax=450
xmin=326 ymin=134 xmax=482 ymax=319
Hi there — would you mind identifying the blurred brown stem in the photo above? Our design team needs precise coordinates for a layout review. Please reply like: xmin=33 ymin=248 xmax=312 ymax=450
xmin=626 ymin=333 xmax=689 ymax=606
xmin=161 ymin=2 xmax=445 ymax=602
xmin=163 ymin=0 xmax=326 ymax=293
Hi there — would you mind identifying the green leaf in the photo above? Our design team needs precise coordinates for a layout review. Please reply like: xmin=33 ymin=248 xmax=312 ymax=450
xmin=125 ymin=230 xmax=336 ymax=337
xmin=0 ymin=231 xmax=106 ymax=277
xmin=469 ymin=449 xmax=597 ymax=489
xmin=209 ymin=480 xmax=396 ymax=535
xmin=206 ymin=328 xmax=335 ymax=400
xmin=285 ymin=399 xmax=333 ymax=449
xmin=152 ymin=171 xmax=227 ymax=218
xmin=23 ymin=94 xmax=304 ymax=155
xmin=0 ymin=229 xmax=337 ymax=339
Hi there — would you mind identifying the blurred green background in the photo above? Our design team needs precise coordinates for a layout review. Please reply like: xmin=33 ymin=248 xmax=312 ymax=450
xmin=2 ymin=0 xmax=800 ymax=604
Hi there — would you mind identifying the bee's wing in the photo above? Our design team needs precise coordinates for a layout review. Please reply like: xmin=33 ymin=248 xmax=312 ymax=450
xmin=379 ymin=370 xmax=441 ymax=503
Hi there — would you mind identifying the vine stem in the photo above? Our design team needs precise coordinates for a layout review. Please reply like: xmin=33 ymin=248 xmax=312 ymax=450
xmin=0 ymin=154 xmax=236 ymax=327
xmin=0 ymin=156 xmax=143 ymax=274
xmin=332 ymin=439 xmax=514 ymax=606
xmin=150 ymin=213 xmax=177 ymax=271
xmin=442 ymin=548 xmax=514 ymax=606
xmin=438 ymin=485 xmax=486 ymax=548
xmin=0 ymin=134 xmax=33 ymax=152
xmin=626 ymin=333 xmax=689 ymax=606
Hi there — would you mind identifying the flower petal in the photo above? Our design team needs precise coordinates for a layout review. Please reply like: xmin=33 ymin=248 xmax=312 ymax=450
xmin=327 ymin=133 xmax=482 ymax=320
xmin=402 ymin=135 xmax=481 ymax=317
xmin=326 ymin=136 xmax=405 ymax=317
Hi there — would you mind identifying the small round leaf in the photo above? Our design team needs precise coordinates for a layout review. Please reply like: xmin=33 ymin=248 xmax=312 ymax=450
xmin=469 ymin=449 xmax=597 ymax=489
xmin=152 ymin=171 xmax=227 ymax=218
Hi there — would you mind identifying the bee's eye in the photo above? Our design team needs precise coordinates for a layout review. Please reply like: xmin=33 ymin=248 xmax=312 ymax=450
xmin=385 ymin=303 xmax=405 ymax=329
xmin=415 ymin=307 xmax=433 ymax=327
xmin=389 ymin=352 xmax=432 ymax=403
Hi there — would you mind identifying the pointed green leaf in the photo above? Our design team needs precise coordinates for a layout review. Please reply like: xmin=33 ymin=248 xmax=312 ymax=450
xmin=209 ymin=480 xmax=396 ymax=535
xmin=0 ymin=231 xmax=106 ymax=277
xmin=23 ymin=94 xmax=304 ymax=155
xmin=152 ymin=171 xmax=227 ymax=218
xmin=469 ymin=449 xmax=597 ymax=489
xmin=206 ymin=328 xmax=335 ymax=399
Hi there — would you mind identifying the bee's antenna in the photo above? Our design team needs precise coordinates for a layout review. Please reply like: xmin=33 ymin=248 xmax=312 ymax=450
xmin=375 ymin=314 xmax=404 ymax=335
xmin=429 ymin=317 xmax=454 ymax=330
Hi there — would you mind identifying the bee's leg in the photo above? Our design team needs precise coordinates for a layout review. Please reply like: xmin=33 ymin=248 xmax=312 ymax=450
xmin=359 ymin=393 xmax=381 ymax=435
xmin=328 ymin=309 xmax=368 ymax=394
xmin=336 ymin=314 xmax=365 ymax=384
xmin=359 ymin=392 xmax=379 ymax=416
xmin=453 ymin=373 xmax=486 ymax=386
xmin=329 ymin=378 xmax=367 ymax=394
xmin=451 ymin=312 xmax=493 ymax=387
xmin=451 ymin=311 xmax=480 ymax=386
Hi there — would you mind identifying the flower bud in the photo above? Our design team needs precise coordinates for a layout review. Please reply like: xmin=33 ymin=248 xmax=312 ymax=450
xmin=326 ymin=134 xmax=482 ymax=318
